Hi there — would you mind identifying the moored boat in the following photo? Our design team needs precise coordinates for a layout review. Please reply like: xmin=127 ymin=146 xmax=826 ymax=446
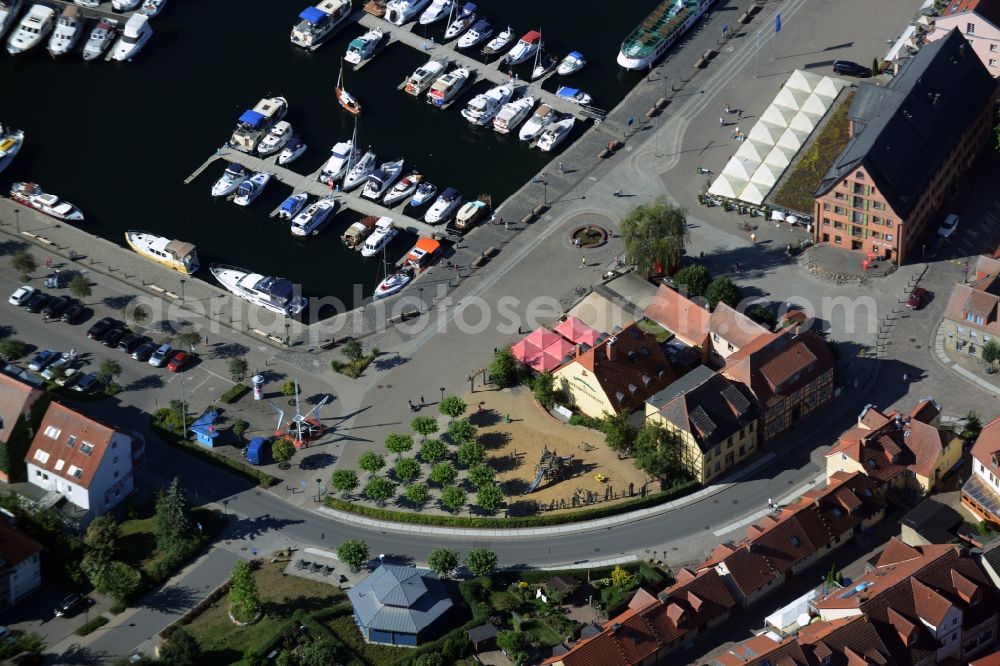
xmin=373 ymin=269 xmax=413 ymax=299
xmin=403 ymin=236 xmax=442 ymax=270
xmin=518 ymin=103 xmax=556 ymax=141
xmin=290 ymin=0 xmax=352 ymax=49
xmin=278 ymin=137 xmax=307 ymax=165
xmin=336 ymin=60 xmax=362 ymax=115
xmin=504 ymin=30 xmax=539 ymax=65
xmin=290 ymin=197 xmax=339 ymax=237
xmin=342 ymin=150 xmax=377 ymax=191
xmin=318 ymin=140 xmax=356 ymax=184
xmin=342 ymin=215 xmax=378 ymax=248
xmin=110 ymin=13 xmax=152 ymax=62
xmin=125 ymin=231 xmax=200 ymax=275
xmin=537 ymin=116 xmax=574 ymax=152
xmin=454 ymin=197 xmax=489 ymax=231
xmin=229 ymin=96 xmax=288 ymax=153
xmin=456 ymin=18 xmax=491 ymax=49
xmin=277 ymin=193 xmax=309 ymax=220
xmin=403 ymin=57 xmax=447 ymax=96
xmin=0 ymin=0 xmax=24 ymax=42
xmin=493 ymin=96 xmax=535 ymax=134
xmin=461 ymin=84 xmax=512 ymax=126
xmin=112 ymin=0 xmax=140 ymax=10
xmin=360 ymin=217 xmax=397 ymax=257
xmin=424 ymin=187 xmax=461 ymax=224
xmin=0 ymin=125 xmax=24 ymax=174
xmin=443 ymin=2 xmax=475 ymax=40
xmin=556 ymin=86 xmax=592 ymax=106
xmin=82 ymin=19 xmax=117 ymax=61
xmin=418 ymin=0 xmax=451 ymax=25
xmin=385 ymin=0 xmax=430 ymax=26
xmin=531 ymin=51 xmax=558 ymax=81
xmin=361 ymin=159 xmax=404 ymax=200
xmin=139 ymin=0 xmax=166 ymax=17
xmin=426 ymin=66 xmax=470 ymax=108
xmin=7 ymin=4 xmax=56 ymax=55
xmin=211 ymin=162 xmax=249 ymax=197
xmin=210 ymin=265 xmax=307 ymax=317
xmin=407 ymin=180 xmax=437 ymax=208
xmin=482 ymin=25 xmax=512 ymax=55
xmin=557 ymin=51 xmax=585 ymax=75
xmin=10 ymin=182 xmax=84 ymax=221
xmin=618 ymin=0 xmax=713 ymax=70
xmin=382 ymin=171 xmax=422 ymax=206
xmin=233 ymin=172 xmax=272 ymax=206
xmin=344 ymin=26 xmax=383 ymax=65
xmin=257 ymin=120 xmax=293 ymax=156
xmin=47 ymin=5 xmax=82 ymax=58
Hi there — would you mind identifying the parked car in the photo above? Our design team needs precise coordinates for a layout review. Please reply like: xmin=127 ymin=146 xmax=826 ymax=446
xmin=61 ymin=302 xmax=86 ymax=324
xmin=73 ymin=373 xmax=101 ymax=393
xmin=56 ymin=367 xmax=80 ymax=387
xmin=44 ymin=271 xmax=68 ymax=289
xmin=8 ymin=285 xmax=36 ymax=306
xmin=149 ymin=343 xmax=171 ymax=368
xmin=938 ymin=213 xmax=959 ymax=238
xmin=24 ymin=292 xmax=51 ymax=314
xmin=87 ymin=317 xmax=117 ymax=340
xmin=167 ymin=351 xmax=192 ymax=373
xmin=117 ymin=333 xmax=145 ymax=354
xmin=41 ymin=354 xmax=71 ymax=380
xmin=833 ymin=60 xmax=870 ymax=77
xmin=101 ymin=328 xmax=126 ymax=348
xmin=28 ymin=349 xmax=60 ymax=372
xmin=906 ymin=287 xmax=929 ymax=310
xmin=54 ymin=593 xmax=91 ymax=618
xmin=42 ymin=295 xmax=74 ymax=320
xmin=132 ymin=341 xmax=156 ymax=361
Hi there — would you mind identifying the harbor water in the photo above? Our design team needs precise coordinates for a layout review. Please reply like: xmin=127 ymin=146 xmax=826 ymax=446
xmin=1 ymin=0 xmax=655 ymax=306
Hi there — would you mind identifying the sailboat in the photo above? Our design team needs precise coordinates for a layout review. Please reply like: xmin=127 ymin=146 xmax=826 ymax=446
xmin=530 ymin=30 xmax=557 ymax=80
xmin=335 ymin=59 xmax=362 ymax=115
xmin=373 ymin=242 xmax=412 ymax=300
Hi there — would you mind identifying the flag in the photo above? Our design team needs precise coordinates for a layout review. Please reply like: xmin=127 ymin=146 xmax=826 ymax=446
xmin=775 ymin=13 xmax=782 ymax=32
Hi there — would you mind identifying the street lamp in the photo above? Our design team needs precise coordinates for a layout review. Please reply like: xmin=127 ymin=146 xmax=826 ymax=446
xmin=316 ymin=478 xmax=322 ymax=502
xmin=465 ymin=374 xmax=474 ymax=393
xmin=13 ymin=208 xmax=19 ymax=233
xmin=285 ymin=322 xmax=290 ymax=346
xmin=439 ymin=387 xmax=445 ymax=402
xmin=223 ymin=499 xmax=230 ymax=515
xmin=179 ymin=278 xmax=186 ymax=303
xmin=532 ymin=176 xmax=547 ymax=205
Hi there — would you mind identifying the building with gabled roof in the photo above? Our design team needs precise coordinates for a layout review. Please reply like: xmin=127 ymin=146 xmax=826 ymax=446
xmin=0 ymin=516 xmax=42 ymax=609
xmin=0 ymin=372 xmax=45 ymax=483
xmin=963 ymin=415 xmax=1000 ymax=526
xmin=643 ymin=284 xmax=711 ymax=350
xmin=927 ymin=0 xmax=1000 ymax=75
xmin=347 ymin=564 xmax=453 ymax=647
xmin=707 ymin=302 xmax=773 ymax=364
xmin=712 ymin=632 xmax=808 ymax=666
xmin=721 ymin=615 xmax=893 ymax=666
xmin=941 ymin=258 xmax=1000 ymax=361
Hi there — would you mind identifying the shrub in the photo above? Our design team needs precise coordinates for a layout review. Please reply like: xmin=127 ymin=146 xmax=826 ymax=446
xmin=440 ymin=486 xmax=467 ymax=513
xmin=419 ymin=438 xmax=448 ymax=464
xmin=405 ymin=483 xmax=429 ymax=507
xmin=439 ymin=396 xmax=467 ymax=419
xmin=364 ymin=477 xmax=396 ymax=503
xmin=430 ymin=463 xmax=457 ymax=487
xmin=219 ymin=383 xmax=250 ymax=404
xmin=489 ymin=347 xmax=521 ymax=388
xmin=394 ymin=457 xmax=421 ymax=484
xmin=74 ymin=616 xmax=109 ymax=636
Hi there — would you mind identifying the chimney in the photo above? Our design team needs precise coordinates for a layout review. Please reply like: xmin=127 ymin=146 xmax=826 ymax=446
xmin=606 ymin=336 xmax=618 ymax=362
xmin=611 ymin=622 xmax=622 ymax=633
xmin=576 ymin=344 xmax=582 ymax=358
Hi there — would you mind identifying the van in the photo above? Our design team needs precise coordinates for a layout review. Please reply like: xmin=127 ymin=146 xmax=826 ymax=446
xmin=149 ymin=343 xmax=171 ymax=367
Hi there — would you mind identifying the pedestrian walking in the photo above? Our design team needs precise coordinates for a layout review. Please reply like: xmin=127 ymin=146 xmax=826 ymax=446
xmin=580 ymin=257 xmax=587 ymax=269
xmin=768 ymin=498 xmax=774 ymax=509
xmin=737 ymin=109 xmax=743 ymax=120
xmin=477 ymin=403 xmax=483 ymax=413
xmin=750 ymin=232 xmax=757 ymax=244
xmin=420 ymin=395 xmax=425 ymax=405
xmin=408 ymin=399 xmax=415 ymax=411
xmin=557 ymin=162 xmax=564 ymax=174
xmin=724 ymin=103 xmax=731 ymax=114
xmin=44 ymin=257 xmax=52 ymax=269
xmin=719 ymin=116 xmax=725 ymax=127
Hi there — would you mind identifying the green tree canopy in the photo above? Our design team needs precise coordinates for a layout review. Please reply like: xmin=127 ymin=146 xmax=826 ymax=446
xmin=419 ymin=438 xmax=449 ymax=464
xmin=229 ymin=560 xmax=260 ymax=624
xmin=330 ymin=469 xmax=359 ymax=497
xmin=358 ymin=451 xmax=386 ymax=475
xmin=672 ymin=264 xmax=712 ymax=297
xmin=476 ymin=484 xmax=505 ymax=514
xmin=364 ymin=477 xmax=396 ymax=503
xmin=83 ymin=515 xmax=120 ymax=565
xmin=0 ymin=338 xmax=27 ymax=361
xmin=404 ymin=483 xmax=429 ymax=507
xmin=337 ymin=538 xmax=370 ymax=571
xmin=489 ymin=347 xmax=520 ymax=388
xmin=342 ymin=338 xmax=363 ymax=362
xmin=430 ymin=462 xmax=458 ymax=487
xmin=620 ymin=198 xmax=689 ymax=276
xmin=447 ymin=418 xmax=477 ymax=444
xmin=983 ymin=339 xmax=1000 ymax=367
xmin=394 ymin=457 xmax=421 ymax=484
xmin=464 ymin=548 xmax=498 ymax=577
xmin=298 ymin=637 xmax=342 ymax=666
xmin=228 ymin=357 xmax=248 ymax=381
xmin=705 ymin=277 xmax=742 ymax=310
xmin=467 ymin=464 xmax=495 ymax=489
xmin=531 ymin=372 xmax=561 ymax=410
xmin=174 ymin=330 xmax=202 ymax=352
xmin=11 ymin=250 xmax=37 ymax=278
xmin=439 ymin=396 xmax=467 ymax=419
xmin=155 ymin=477 xmax=192 ymax=556
xmin=271 ymin=438 xmax=296 ymax=466
xmin=411 ymin=416 xmax=440 ymax=439
xmin=603 ymin=412 xmax=636 ymax=455
xmin=427 ymin=547 xmax=460 ymax=578
xmin=97 ymin=358 xmax=122 ymax=384
xmin=69 ymin=274 xmax=92 ymax=299
xmin=633 ymin=423 xmax=684 ymax=481
xmin=158 ymin=627 xmax=202 ymax=666
xmin=440 ymin=485 xmax=467 ymax=513
xmin=385 ymin=433 xmax=414 ymax=458
xmin=747 ymin=304 xmax=777 ymax=329
xmin=456 ymin=440 xmax=486 ymax=468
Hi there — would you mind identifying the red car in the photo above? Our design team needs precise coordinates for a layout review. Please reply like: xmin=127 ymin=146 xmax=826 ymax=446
xmin=906 ymin=287 xmax=929 ymax=310
xmin=167 ymin=351 xmax=192 ymax=372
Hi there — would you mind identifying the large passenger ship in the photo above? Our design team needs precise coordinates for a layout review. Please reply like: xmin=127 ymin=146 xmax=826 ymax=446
xmin=617 ymin=0 xmax=714 ymax=70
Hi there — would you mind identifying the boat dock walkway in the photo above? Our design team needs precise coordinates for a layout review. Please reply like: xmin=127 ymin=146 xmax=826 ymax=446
xmin=49 ymin=0 xmax=135 ymax=24
xmin=356 ymin=13 xmax=591 ymax=120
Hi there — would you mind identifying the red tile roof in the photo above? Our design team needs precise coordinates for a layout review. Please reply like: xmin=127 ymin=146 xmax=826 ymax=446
xmin=643 ymin=284 xmax=711 ymax=348
xmin=713 ymin=633 xmax=808 ymax=666
xmin=0 ymin=373 xmax=44 ymax=443
xmin=26 ymin=402 xmax=127 ymax=490
xmin=709 ymin=303 xmax=772 ymax=351
xmin=0 ymin=519 xmax=42 ymax=572
xmin=723 ymin=331 xmax=834 ymax=409
xmin=797 ymin=616 xmax=891 ymax=665
xmin=941 ymin=0 xmax=1000 ymax=31
xmin=971 ymin=416 xmax=1000 ymax=472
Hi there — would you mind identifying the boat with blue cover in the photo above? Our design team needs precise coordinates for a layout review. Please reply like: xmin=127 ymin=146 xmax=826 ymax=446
xmin=229 ymin=96 xmax=288 ymax=153
xmin=278 ymin=193 xmax=309 ymax=220
xmin=291 ymin=0 xmax=351 ymax=50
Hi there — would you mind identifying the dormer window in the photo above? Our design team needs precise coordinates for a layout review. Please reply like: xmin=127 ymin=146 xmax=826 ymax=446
xmin=67 ymin=435 xmax=76 ymax=448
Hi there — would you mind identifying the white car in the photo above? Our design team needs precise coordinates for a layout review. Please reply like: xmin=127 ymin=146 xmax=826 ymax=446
xmin=148 ymin=343 xmax=171 ymax=367
xmin=8 ymin=285 xmax=36 ymax=306
xmin=937 ymin=213 xmax=959 ymax=238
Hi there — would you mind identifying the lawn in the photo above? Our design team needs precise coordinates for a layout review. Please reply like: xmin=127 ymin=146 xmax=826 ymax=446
xmin=522 ymin=619 xmax=565 ymax=648
xmin=117 ymin=507 xmax=220 ymax=577
xmin=637 ymin=318 xmax=673 ymax=343
xmin=325 ymin=611 xmax=410 ymax=666
xmin=771 ymin=91 xmax=855 ymax=214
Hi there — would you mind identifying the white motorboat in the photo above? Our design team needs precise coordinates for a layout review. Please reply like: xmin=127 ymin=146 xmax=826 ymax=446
xmin=418 ymin=0 xmax=451 ymax=25
xmin=74 ymin=0 xmax=100 ymax=7
xmin=373 ymin=269 xmax=413 ymax=300
xmin=277 ymin=137 xmax=307 ymax=165
xmin=82 ymin=19 xmax=117 ymax=61
xmin=361 ymin=159 xmax=404 ymax=200
xmin=10 ymin=182 xmax=84 ymax=221
xmin=403 ymin=57 xmax=447 ymax=96
xmin=426 ymin=66 xmax=470 ymax=108
xmin=556 ymin=86 xmax=592 ymax=105
xmin=344 ymin=26 xmax=383 ymax=65
xmin=233 ymin=172 xmax=272 ymax=207
xmin=318 ymin=140 xmax=355 ymax=184
xmin=257 ymin=120 xmax=293 ymax=156
xmin=112 ymin=0 xmax=141 ymax=10
xmin=342 ymin=150 xmax=377 ymax=191
xmin=443 ymin=2 xmax=475 ymax=40
xmin=290 ymin=0 xmax=351 ymax=49
xmin=407 ymin=181 xmax=437 ymax=208
xmin=457 ymin=18 xmax=491 ymax=49
xmin=518 ymin=103 xmax=556 ymax=141
xmin=0 ymin=0 xmax=24 ymax=42
xmin=537 ymin=117 xmax=574 ymax=152
xmin=0 ymin=125 xmax=24 ymax=175
xmin=46 ymin=5 xmax=82 ymax=57
xmin=385 ymin=0 xmax=430 ymax=26
xmin=424 ymin=187 xmax=462 ymax=224
xmin=210 ymin=265 xmax=307 ymax=317
xmin=360 ymin=217 xmax=397 ymax=257
xmin=139 ymin=0 xmax=166 ymax=18
xmin=277 ymin=193 xmax=309 ymax=220
xmin=125 ymin=231 xmax=200 ymax=275
xmin=210 ymin=162 xmax=249 ymax=197
xmin=493 ymin=95 xmax=535 ymax=134
xmin=229 ymin=96 xmax=288 ymax=153
xmin=461 ymin=84 xmax=512 ymax=126
xmin=557 ymin=50 xmax=586 ymax=75
xmin=290 ymin=197 xmax=339 ymax=237
xmin=482 ymin=25 xmax=512 ymax=55
xmin=7 ymin=4 xmax=55 ymax=55
xmin=504 ymin=30 xmax=540 ymax=65
xmin=382 ymin=171 xmax=421 ymax=206
xmin=110 ymin=13 xmax=152 ymax=61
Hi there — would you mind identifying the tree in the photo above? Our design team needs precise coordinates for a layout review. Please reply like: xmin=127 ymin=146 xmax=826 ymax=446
xmin=964 ymin=410 xmax=984 ymax=441
xmin=298 ymin=637 xmax=342 ymax=666
xmin=228 ymin=560 xmax=260 ymax=624
xmin=342 ymin=338 xmax=363 ymax=362
xmin=532 ymin=372 xmax=562 ymax=410
xmin=271 ymin=438 xmax=296 ymax=467
xmin=364 ymin=477 xmax=396 ymax=503
xmin=456 ymin=440 xmax=486 ymax=468
xmin=97 ymin=358 xmax=122 ymax=384
xmin=100 ymin=561 xmax=142 ymax=603
xmin=411 ymin=415 xmax=439 ymax=439
xmin=476 ymin=484 xmax=505 ymax=513
xmin=330 ymin=469 xmax=359 ymax=497
xmin=11 ymin=250 xmax=37 ymax=279
xmin=173 ymin=330 xmax=202 ymax=352
xmin=69 ymin=274 xmax=92 ymax=300
xmin=394 ymin=457 xmax=421 ymax=484
xmin=280 ymin=380 xmax=298 ymax=397
xmin=232 ymin=419 xmax=248 ymax=439
xmin=705 ymin=277 xmax=742 ymax=310
xmin=633 ymin=423 xmax=684 ymax=481
xmin=130 ymin=304 xmax=150 ymax=326
xmin=497 ymin=631 xmax=525 ymax=659
xmin=385 ymin=433 xmax=414 ymax=458
xmin=430 ymin=462 xmax=458 ymax=487
xmin=337 ymin=538 xmax=370 ymax=571
xmin=83 ymin=515 xmax=120 ymax=565
xmin=428 ymin=547 xmax=460 ymax=578
xmin=358 ymin=451 xmax=385 ymax=476
xmin=440 ymin=485 xmax=467 ymax=513
xmin=620 ymin=198 xmax=689 ymax=276
xmin=439 ymin=395 xmax=467 ymax=420
xmin=158 ymin=627 xmax=202 ymax=666
xmin=419 ymin=438 xmax=448 ymax=464
xmin=871 ymin=57 xmax=880 ymax=77
xmin=982 ymin=339 xmax=1000 ymax=369
xmin=468 ymin=464 xmax=495 ymax=489
xmin=603 ymin=412 xmax=636 ymax=455
xmin=155 ymin=477 xmax=192 ymax=555
xmin=228 ymin=357 xmax=248 ymax=381
xmin=672 ymin=264 xmax=712 ymax=297
xmin=489 ymin=346 xmax=520 ymax=388
xmin=404 ymin=482 xmax=429 ymax=507
xmin=447 ymin=418 xmax=477 ymax=444
xmin=611 ymin=565 xmax=633 ymax=588
xmin=747 ymin=304 xmax=777 ymax=329
xmin=465 ymin=548 xmax=498 ymax=577
xmin=415 ymin=653 xmax=445 ymax=666
xmin=0 ymin=338 xmax=27 ymax=361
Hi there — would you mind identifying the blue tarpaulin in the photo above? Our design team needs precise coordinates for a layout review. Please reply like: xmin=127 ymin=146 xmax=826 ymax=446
xmin=557 ymin=87 xmax=580 ymax=98
xmin=567 ymin=51 xmax=583 ymax=60
xmin=238 ymin=110 xmax=265 ymax=128
xmin=190 ymin=409 xmax=220 ymax=448
xmin=245 ymin=437 xmax=266 ymax=465
xmin=299 ymin=6 xmax=328 ymax=23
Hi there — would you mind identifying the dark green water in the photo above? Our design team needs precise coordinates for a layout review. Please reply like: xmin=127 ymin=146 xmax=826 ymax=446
xmin=2 ymin=0 xmax=654 ymax=304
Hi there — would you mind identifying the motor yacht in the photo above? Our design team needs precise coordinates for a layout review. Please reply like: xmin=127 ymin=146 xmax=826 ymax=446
xmin=492 ymin=95 xmax=535 ymax=134
xmin=418 ymin=0 xmax=450 ymax=25
xmin=557 ymin=50 xmax=586 ymax=75
xmin=504 ymin=30 xmax=540 ymax=65
xmin=403 ymin=57 xmax=447 ymax=96
xmin=210 ymin=265 xmax=307 ymax=317
xmin=457 ymin=18 xmax=491 ymax=49
xmin=342 ymin=150 xmax=377 ymax=191
xmin=344 ymin=26 xmax=383 ymax=65
xmin=0 ymin=0 xmax=24 ymax=41
xmin=229 ymin=96 xmax=288 ymax=153
xmin=385 ymin=0 xmax=430 ymax=26
xmin=125 ymin=231 xmax=200 ymax=275
xmin=343 ymin=215 xmax=378 ymax=249
xmin=360 ymin=217 xmax=397 ymax=257
xmin=373 ymin=269 xmax=412 ymax=300
xmin=408 ymin=181 xmax=437 ymax=208
xmin=482 ymin=25 xmax=512 ymax=55
xmin=7 ymin=4 xmax=56 ymax=55
xmin=424 ymin=187 xmax=461 ymax=224
xmin=211 ymin=162 xmax=249 ymax=197
xmin=318 ymin=140 xmax=355 ymax=184
xmin=382 ymin=171 xmax=421 ymax=206
xmin=233 ymin=172 xmax=272 ymax=206
xmin=0 ymin=125 xmax=24 ymax=175
xmin=290 ymin=197 xmax=339 ymax=237
xmin=82 ymin=19 xmax=117 ymax=61
xmin=46 ymin=5 xmax=82 ymax=57
xmin=139 ymin=0 xmax=166 ymax=17
xmin=556 ymin=86 xmax=592 ymax=105
xmin=518 ymin=103 xmax=556 ymax=141
xmin=278 ymin=137 xmax=306 ymax=165
xmin=361 ymin=159 xmax=404 ymax=200
xmin=112 ymin=0 xmax=141 ymax=10
xmin=257 ymin=120 xmax=293 ymax=156
xmin=10 ymin=182 xmax=84 ymax=221
xmin=110 ymin=13 xmax=152 ymax=61
xmin=536 ymin=116 xmax=574 ymax=152
xmin=426 ymin=66 xmax=470 ymax=108
xmin=443 ymin=2 xmax=475 ymax=40
xmin=461 ymin=83 xmax=512 ymax=126
xmin=277 ymin=193 xmax=309 ymax=220
xmin=290 ymin=0 xmax=351 ymax=49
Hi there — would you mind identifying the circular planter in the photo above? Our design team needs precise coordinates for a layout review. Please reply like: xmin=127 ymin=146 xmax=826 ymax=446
xmin=228 ymin=606 xmax=262 ymax=626
xmin=570 ymin=225 xmax=608 ymax=249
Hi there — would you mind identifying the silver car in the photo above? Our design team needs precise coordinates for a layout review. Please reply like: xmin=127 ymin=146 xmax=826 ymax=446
xmin=149 ymin=343 xmax=171 ymax=367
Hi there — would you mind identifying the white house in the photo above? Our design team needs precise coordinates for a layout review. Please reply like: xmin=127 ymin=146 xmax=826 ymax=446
xmin=0 ymin=514 xmax=42 ymax=609
xmin=25 ymin=402 xmax=135 ymax=522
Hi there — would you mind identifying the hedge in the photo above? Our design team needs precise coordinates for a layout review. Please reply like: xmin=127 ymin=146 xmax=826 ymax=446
xmin=150 ymin=420 xmax=279 ymax=487
xmin=75 ymin=616 xmax=109 ymax=636
xmin=218 ymin=382 xmax=250 ymax=404
xmin=325 ymin=480 xmax=698 ymax=528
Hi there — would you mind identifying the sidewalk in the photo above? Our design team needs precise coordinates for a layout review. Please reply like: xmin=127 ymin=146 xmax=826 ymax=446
xmin=933 ymin=323 xmax=1000 ymax=399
